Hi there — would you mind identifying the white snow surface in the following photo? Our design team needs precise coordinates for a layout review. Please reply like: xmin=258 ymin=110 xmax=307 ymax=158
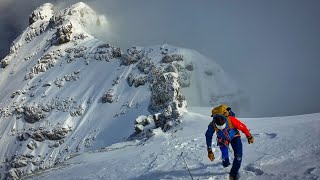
xmin=24 ymin=111 xmax=320 ymax=180
xmin=0 ymin=2 xmax=244 ymax=179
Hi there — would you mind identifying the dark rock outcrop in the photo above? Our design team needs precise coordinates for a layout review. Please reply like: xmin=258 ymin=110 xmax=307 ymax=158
xmin=55 ymin=22 xmax=73 ymax=45
xmin=102 ymin=89 xmax=115 ymax=103
xmin=23 ymin=106 xmax=46 ymax=124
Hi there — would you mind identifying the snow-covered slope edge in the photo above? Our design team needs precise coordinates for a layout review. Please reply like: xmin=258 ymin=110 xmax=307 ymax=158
xmin=0 ymin=2 xmax=241 ymax=179
xmin=25 ymin=111 xmax=320 ymax=180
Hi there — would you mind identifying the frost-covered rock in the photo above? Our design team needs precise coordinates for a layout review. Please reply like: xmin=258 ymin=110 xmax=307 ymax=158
xmin=17 ymin=132 xmax=31 ymax=141
xmin=42 ymin=83 xmax=52 ymax=87
xmin=149 ymin=72 xmax=187 ymax=113
xmin=7 ymin=155 xmax=35 ymax=180
xmin=7 ymin=168 xmax=22 ymax=180
xmin=27 ymin=140 xmax=38 ymax=150
xmin=25 ymin=22 xmax=50 ymax=43
xmin=11 ymin=91 xmax=22 ymax=98
xmin=11 ymin=90 xmax=26 ymax=99
xmin=121 ymin=47 xmax=145 ymax=65
xmin=25 ymin=126 xmax=72 ymax=142
xmin=134 ymin=76 xmax=147 ymax=87
xmin=23 ymin=106 xmax=46 ymax=123
xmin=137 ymin=57 xmax=154 ymax=74
xmin=102 ymin=89 xmax=115 ymax=103
xmin=64 ymin=73 xmax=78 ymax=81
xmin=127 ymin=73 xmax=148 ymax=87
xmin=49 ymin=2 xmax=105 ymax=29
xmin=91 ymin=43 xmax=122 ymax=61
xmin=161 ymin=102 xmax=185 ymax=131
xmin=134 ymin=124 xmax=144 ymax=133
xmin=55 ymin=22 xmax=73 ymax=45
xmin=1 ymin=59 xmax=10 ymax=68
xmin=53 ymin=72 xmax=80 ymax=88
xmin=26 ymin=50 xmax=62 ymax=79
xmin=43 ymin=127 xmax=72 ymax=140
xmin=162 ymin=54 xmax=183 ymax=63
xmin=165 ymin=63 xmax=191 ymax=88
xmin=73 ymin=46 xmax=87 ymax=59
xmin=134 ymin=115 xmax=154 ymax=132
xmin=29 ymin=3 xmax=54 ymax=25
xmin=112 ymin=47 xmax=122 ymax=58
xmin=11 ymin=156 xmax=29 ymax=168
xmin=30 ymin=131 xmax=45 ymax=142
xmin=148 ymin=67 xmax=165 ymax=84
xmin=112 ymin=76 xmax=121 ymax=86
xmin=165 ymin=64 xmax=178 ymax=73
xmin=70 ymin=105 xmax=85 ymax=117
xmin=148 ymin=72 xmax=187 ymax=130
xmin=65 ymin=46 xmax=87 ymax=63
xmin=133 ymin=115 xmax=156 ymax=137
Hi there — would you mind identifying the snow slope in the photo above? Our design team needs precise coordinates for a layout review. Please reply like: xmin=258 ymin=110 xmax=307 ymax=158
xmin=0 ymin=2 xmax=243 ymax=179
xmin=24 ymin=110 xmax=320 ymax=180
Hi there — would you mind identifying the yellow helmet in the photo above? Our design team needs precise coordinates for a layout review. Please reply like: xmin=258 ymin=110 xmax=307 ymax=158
xmin=211 ymin=104 xmax=229 ymax=117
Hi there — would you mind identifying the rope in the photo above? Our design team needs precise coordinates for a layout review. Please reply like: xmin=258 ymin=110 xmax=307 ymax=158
xmin=180 ymin=152 xmax=194 ymax=180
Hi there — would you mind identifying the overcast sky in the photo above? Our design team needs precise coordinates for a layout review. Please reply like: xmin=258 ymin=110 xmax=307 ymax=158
xmin=0 ymin=0 xmax=319 ymax=117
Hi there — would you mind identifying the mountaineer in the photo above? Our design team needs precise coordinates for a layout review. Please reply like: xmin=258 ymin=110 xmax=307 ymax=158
xmin=205 ymin=104 xmax=254 ymax=180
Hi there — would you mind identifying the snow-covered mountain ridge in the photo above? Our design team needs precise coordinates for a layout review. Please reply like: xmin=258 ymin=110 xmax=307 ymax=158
xmin=0 ymin=2 xmax=242 ymax=179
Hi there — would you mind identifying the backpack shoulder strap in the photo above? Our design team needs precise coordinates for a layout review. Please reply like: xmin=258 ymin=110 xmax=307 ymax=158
xmin=211 ymin=121 xmax=219 ymax=133
xmin=227 ymin=117 xmax=234 ymax=129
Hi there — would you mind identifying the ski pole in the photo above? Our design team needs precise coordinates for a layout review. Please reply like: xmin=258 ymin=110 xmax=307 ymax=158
xmin=181 ymin=152 xmax=194 ymax=180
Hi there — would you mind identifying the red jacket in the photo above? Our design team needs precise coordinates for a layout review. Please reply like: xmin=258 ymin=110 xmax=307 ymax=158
xmin=229 ymin=116 xmax=251 ymax=137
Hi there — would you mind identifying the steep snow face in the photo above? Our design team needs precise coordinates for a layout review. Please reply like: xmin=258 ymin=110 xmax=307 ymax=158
xmin=0 ymin=2 xmax=241 ymax=179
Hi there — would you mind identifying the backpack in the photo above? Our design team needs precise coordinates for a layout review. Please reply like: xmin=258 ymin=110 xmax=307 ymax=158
xmin=211 ymin=104 xmax=232 ymax=117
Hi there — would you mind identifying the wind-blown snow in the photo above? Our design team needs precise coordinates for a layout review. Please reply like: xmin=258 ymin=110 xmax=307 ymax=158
xmin=25 ymin=111 xmax=320 ymax=180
